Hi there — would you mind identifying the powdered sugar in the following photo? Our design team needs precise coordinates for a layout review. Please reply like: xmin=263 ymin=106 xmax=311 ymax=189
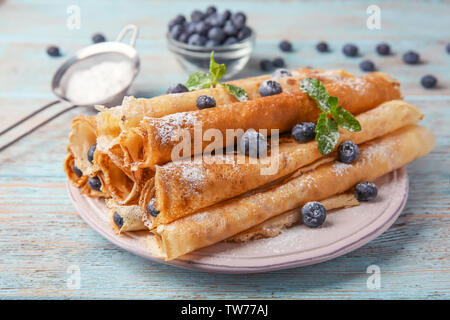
xmin=152 ymin=112 xmax=197 ymax=145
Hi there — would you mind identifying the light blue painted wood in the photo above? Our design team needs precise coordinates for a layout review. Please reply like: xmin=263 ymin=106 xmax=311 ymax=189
xmin=0 ymin=0 xmax=449 ymax=299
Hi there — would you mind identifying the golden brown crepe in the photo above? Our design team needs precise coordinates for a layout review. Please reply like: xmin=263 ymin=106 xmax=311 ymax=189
xmin=154 ymin=125 xmax=436 ymax=260
xmin=123 ymin=71 xmax=401 ymax=169
xmin=142 ymin=100 xmax=422 ymax=227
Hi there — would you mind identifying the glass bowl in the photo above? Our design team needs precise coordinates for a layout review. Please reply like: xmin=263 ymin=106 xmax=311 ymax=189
xmin=167 ymin=30 xmax=255 ymax=79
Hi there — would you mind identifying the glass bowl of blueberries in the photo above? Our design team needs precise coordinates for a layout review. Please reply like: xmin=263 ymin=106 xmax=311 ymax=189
xmin=167 ymin=6 xmax=255 ymax=79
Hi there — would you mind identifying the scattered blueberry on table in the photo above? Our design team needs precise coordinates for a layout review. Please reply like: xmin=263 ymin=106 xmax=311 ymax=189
xmin=279 ymin=40 xmax=293 ymax=52
xmin=87 ymin=144 xmax=96 ymax=163
xmin=46 ymin=45 xmax=61 ymax=57
xmin=168 ymin=7 xmax=251 ymax=46
xmin=166 ymin=83 xmax=189 ymax=94
xmin=301 ymin=201 xmax=327 ymax=228
xmin=259 ymin=80 xmax=282 ymax=97
xmin=360 ymin=60 xmax=375 ymax=72
xmin=354 ymin=182 xmax=378 ymax=201
xmin=421 ymin=75 xmax=437 ymax=89
xmin=376 ymin=42 xmax=391 ymax=56
xmin=272 ymin=57 xmax=285 ymax=68
xmin=92 ymin=33 xmax=106 ymax=43
xmin=316 ymin=41 xmax=329 ymax=53
xmin=342 ymin=43 xmax=359 ymax=57
xmin=196 ymin=95 xmax=216 ymax=109
xmin=446 ymin=43 xmax=450 ymax=54
xmin=272 ymin=68 xmax=292 ymax=78
xmin=292 ymin=122 xmax=316 ymax=143
xmin=238 ymin=129 xmax=268 ymax=158
xmin=403 ymin=50 xmax=420 ymax=64
xmin=337 ymin=141 xmax=359 ymax=164
xmin=88 ymin=176 xmax=102 ymax=191
xmin=259 ymin=59 xmax=273 ymax=71
xmin=147 ymin=198 xmax=160 ymax=217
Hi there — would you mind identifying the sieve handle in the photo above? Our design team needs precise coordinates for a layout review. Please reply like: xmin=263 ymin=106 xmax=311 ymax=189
xmin=115 ymin=24 xmax=139 ymax=48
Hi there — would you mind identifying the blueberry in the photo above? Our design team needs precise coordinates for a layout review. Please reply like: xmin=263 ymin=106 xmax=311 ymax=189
xmin=205 ymin=39 xmax=220 ymax=48
xmin=421 ymin=75 xmax=437 ymax=89
xmin=292 ymin=122 xmax=316 ymax=143
xmin=147 ymin=198 xmax=160 ymax=217
xmin=259 ymin=80 xmax=282 ymax=97
xmin=260 ymin=59 xmax=273 ymax=71
xmin=188 ymin=34 xmax=207 ymax=46
xmin=191 ymin=10 xmax=205 ymax=23
xmin=279 ymin=40 xmax=293 ymax=52
xmin=223 ymin=20 xmax=238 ymax=36
xmin=92 ymin=33 xmax=106 ymax=43
xmin=170 ymin=24 xmax=184 ymax=40
xmin=113 ymin=212 xmax=124 ymax=228
xmin=72 ymin=162 xmax=83 ymax=177
xmin=46 ymin=46 xmax=60 ymax=57
xmin=237 ymin=27 xmax=251 ymax=41
xmin=301 ymin=201 xmax=326 ymax=228
xmin=166 ymin=83 xmax=189 ymax=94
xmin=272 ymin=68 xmax=292 ymax=78
xmin=209 ymin=13 xmax=227 ymax=28
xmin=88 ymin=176 xmax=102 ymax=191
xmin=354 ymin=182 xmax=378 ymax=201
xmin=223 ymin=37 xmax=237 ymax=45
xmin=194 ymin=21 xmax=210 ymax=36
xmin=272 ymin=57 xmax=285 ymax=68
xmin=231 ymin=12 xmax=246 ymax=29
xmin=343 ymin=43 xmax=358 ymax=57
xmin=185 ymin=22 xmax=197 ymax=36
xmin=169 ymin=14 xmax=186 ymax=30
xmin=196 ymin=95 xmax=216 ymax=109
xmin=222 ymin=10 xmax=231 ymax=20
xmin=403 ymin=51 xmax=420 ymax=64
xmin=178 ymin=33 xmax=189 ymax=43
xmin=376 ymin=42 xmax=391 ymax=55
xmin=338 ymin=141 xmax=359 ymax=164
xmin=238 ymin=129 xmax=268 ymax=158
xmin=447 ymin=43 xmax=450 ymax=54
xmin=87 ymin=144 xmax=96 ymax=164
xmin=208 ymin=27 xmax=226 ymax=43
xmin=316 ymin=41 xmax=329 ymax=52
xmin=206 ymin=6 xmax=217 ymax=15
xmin=360 ymin=60 xmax=375 ymax=72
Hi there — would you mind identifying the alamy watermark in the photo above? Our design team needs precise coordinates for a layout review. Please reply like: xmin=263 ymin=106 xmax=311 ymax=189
xmin=366 ymin=264 xmax=381 ymax=289
xmin=366 ymin=5 xmax=381 ymax=30
xmin=67 ymin=5 xmax=81 ymax=30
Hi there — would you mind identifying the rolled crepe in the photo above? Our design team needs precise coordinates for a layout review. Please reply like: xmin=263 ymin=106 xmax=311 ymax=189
xmin=68 ymin=115 xmax=98 ymax=176
xmin=228 ymin=192 xmax=359 ymax=242
xmin=155 ymin=125 xmax=435 ymax=260
xmin=106 ymin=199 xmax=146 ymax=233
xmin=125 ymin=71 xmax=401 ymax=169
xmin=143 ymin=100 xmax=422 ymax=227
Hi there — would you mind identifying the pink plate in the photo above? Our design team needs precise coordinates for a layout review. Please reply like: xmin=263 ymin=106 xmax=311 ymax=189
xmin=67 ymin=168 xmax=408 ymax=273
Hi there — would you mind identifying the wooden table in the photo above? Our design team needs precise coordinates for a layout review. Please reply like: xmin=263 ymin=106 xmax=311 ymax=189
xmin=0 ymin=0 xmax=448 ymax=299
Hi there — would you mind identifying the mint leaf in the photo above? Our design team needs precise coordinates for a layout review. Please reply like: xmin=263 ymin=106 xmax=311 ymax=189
xmin=330 ymin=106 xmax=362 ymax=132
xmin=315 ymin=113 xmax=340 ymax=155
xmin=300 ymin=78 xmax=330 ymax=112
xmin=223 ymin=83 xmax=248 ymax=101
xmin=209 ymin=51 xmax=226 ymax=85
xmin=185 ymin=72 xmax=211 ymax=91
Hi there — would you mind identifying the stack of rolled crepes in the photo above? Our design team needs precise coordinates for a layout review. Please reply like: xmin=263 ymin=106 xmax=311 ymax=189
xmin=64 ymin=67 xmax=435 ymax=260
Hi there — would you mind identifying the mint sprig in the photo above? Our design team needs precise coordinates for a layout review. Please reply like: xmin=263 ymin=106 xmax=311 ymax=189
xmin=185 ymin=51 xmax=248 ymax=101
xmin=300 ymin=78 xmax=362 ymax=155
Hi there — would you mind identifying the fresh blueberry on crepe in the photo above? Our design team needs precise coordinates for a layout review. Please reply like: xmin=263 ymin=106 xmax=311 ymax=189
xmin=421 ymin=75 xmax=437 ymax=89
xmin=272 ymin=68 xmax=292 ymax=78
xmin=376 ymin=43 xmax=391 ymax=55
xmin=196 ymin=95 xmax=216 ymax=109
xmin=354 ymin=182 xmax=378 ymax=201
xmin=316 ymin=41 xmax=329 ymax=53
xmin=88 ymin=176 xmax=102 ymax=191
xmin=147 ymin=198 xmax=160 ymax=217
xmin=292 ymin=122 xmax=316 ymax=143
xmin=301 ymin=201 xmax=327 ymax=228
xmin=72 ymin=162 xmax=83 ymax=178
xmin=360 ymin=60 xmax=375 ymax=72
xmin=87 ymin=144 xmax=97 ymax=164
xmin=279 ymin=40 xmax=293 ymax=52
xmin=342 ymin=43 xmax=358 ymax=57
xmin=260 ymin=59 xmax=273 ymax=71
xmin=238 ymin=129 xmax=268 ymax=158
xmin=46 ymin=45 xmax=60 ymax=57
xmin=113 ymin=212 xmax=124 ymax=228
xmin=272 ymin=57 xmax=285 ymax=68
xmin=166 ymin=83 xmax=189 ymax=94
xmin=259 ymin=80 xmax=282 ymax=97
xmin=92 ymin=33 xmax=106 ymax=43
xmin=403 ymin=51 xmax=420 ymax=64
xmin=338 ymin=140 xmax=359 ymax=163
